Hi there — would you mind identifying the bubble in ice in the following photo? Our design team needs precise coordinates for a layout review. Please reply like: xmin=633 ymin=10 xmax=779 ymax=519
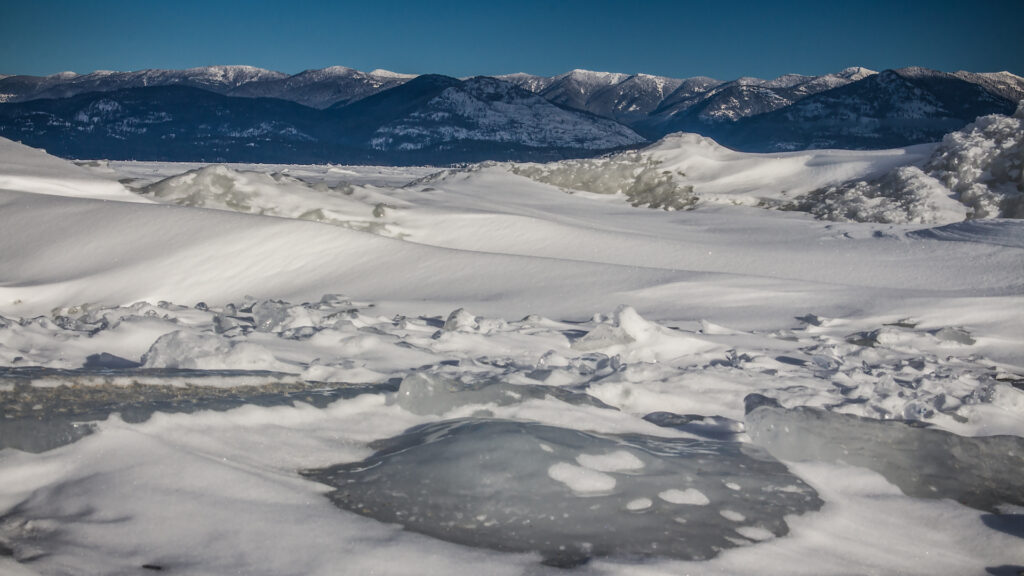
xmin=303 ymin=418 xmax=823 ymax=566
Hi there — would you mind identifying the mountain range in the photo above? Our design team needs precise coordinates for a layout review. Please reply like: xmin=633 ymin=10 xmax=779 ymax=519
xmin=0 ymin=64 xmax=1020 ymax=164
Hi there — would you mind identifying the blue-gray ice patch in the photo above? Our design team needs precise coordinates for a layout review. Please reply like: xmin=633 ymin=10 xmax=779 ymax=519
xmin=302 ymin=418 xmax=822 ymax=566
xmin=744 ymin=394 xmax=1024 ymax=512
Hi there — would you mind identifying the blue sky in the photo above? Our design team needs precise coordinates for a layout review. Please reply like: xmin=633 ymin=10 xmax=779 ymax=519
xmin=2 ymin=0 xmax=1022 ymax=79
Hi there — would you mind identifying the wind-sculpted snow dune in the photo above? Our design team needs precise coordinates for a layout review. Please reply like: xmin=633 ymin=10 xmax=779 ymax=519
xmin=0 ymin=137 xmax=1023 ymax=574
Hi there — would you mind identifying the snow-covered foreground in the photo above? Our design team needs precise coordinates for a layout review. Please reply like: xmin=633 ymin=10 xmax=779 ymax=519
xmin=0 ymin=131 xmax=1022 ymax=575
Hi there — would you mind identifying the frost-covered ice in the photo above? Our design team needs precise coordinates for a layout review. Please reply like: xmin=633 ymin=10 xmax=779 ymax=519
xmin=745 ymin=396 xmax=1024 ymax=512
xmin=302 ymin=418 xmax=822 ymax=566
xmin=0 ymin=132 xmax=1023 ymax=575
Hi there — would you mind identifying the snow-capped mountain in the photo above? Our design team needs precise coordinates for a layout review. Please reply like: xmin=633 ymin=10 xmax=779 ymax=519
xmin=228 ymin=66 xmax=415 ymax=109
xmin=644 ymin=67 xmax=879 ymax=136
xmin=345 ymin=75 xmax=644 ymax=155
xmin=0 ymin=65 xmax=414 ymax=109
xmin=499 ymin=67 xmax=879 ymax=138
xmin=0 ymin=64 xmax=1019 ymax=162
xmin=512 ymin=69 xmax=682 ymax=125
xmin=0 ymin=76 xmax=644 ymax=164
xmin=0 ymin=85 xmax=329 ymax=163
xmin=706 ymin=67 xmax=1017 ymax=151
xmin=494 ymin=72 xmax=558 ymax=94
xmin=538 ymin=70 xmax=633 ymax=112
xmin=0 ymin=66 xmax=286 ymax=103
xmin=951 ymin=70 xmax=1024 ymax=104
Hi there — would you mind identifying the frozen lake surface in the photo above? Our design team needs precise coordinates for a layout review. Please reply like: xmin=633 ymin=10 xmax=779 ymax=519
xmin=0 ymin=116 xmax=1022 ymax=574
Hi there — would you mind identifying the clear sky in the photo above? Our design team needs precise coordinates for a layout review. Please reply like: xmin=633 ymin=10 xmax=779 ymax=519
xmin=2 ymin=0 xmax=1022 ymax=80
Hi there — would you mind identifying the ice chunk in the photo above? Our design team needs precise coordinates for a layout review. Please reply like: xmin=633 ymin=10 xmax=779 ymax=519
xmin=393 ymin=372 xmax=609 ymax=415
xmin=927 ymin=106 xmax=1024 ymax=218
xmin=140 ymin=164 xmax=401 ymax=235
xmin=0 ymin=417 xmax=95 ymax=453
xmin=744 ymin=395 xmax=1024 ymax=512
xmin=442 ymin=308 xmax=478 ymax=332
xmin=141 ymin=331 xmax=293 ymax=372
xmin=511 ymin=151 xmax=698 ymax=210
xmin=303 ymin=418 xmax=822 ymax=565
xmin=571 ymin=306 xmax=714 ymax=363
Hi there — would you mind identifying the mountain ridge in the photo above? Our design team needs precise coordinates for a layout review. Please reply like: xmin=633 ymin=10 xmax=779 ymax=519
xmin=0 ymin=64 xmax=1020 ymax=162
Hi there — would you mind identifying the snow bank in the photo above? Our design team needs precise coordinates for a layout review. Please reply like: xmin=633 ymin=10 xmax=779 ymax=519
xmin=0 ymin=137 xmax=143 ymax=202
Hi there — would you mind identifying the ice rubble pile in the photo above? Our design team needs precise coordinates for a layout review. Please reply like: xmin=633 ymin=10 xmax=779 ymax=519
xmin=511 ymin=151 xmax=698 ymax=210
xmin=140 ymin=164 xmax=403 ymax=235
xmin=3 ymin=295 xmax=1023 ymax=564
xmin=1 ymin=298 xmax=1017 ymax=436
xmin=302 ymin=418 xmax=823 ymax=566
xmin=792 ymin=166 xmax=968 ymax=224
xmin=926 ymin=101 xmax=1024 ymax=218
xmin=800 ymin=103 xmax=1024 ymax=223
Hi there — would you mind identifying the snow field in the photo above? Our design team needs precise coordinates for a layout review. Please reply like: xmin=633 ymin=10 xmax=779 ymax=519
xmin=0 ymin=127 xmax=1022 ymax=574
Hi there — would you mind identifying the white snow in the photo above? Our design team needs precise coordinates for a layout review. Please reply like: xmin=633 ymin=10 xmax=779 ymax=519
xmin=659 ymin=488 xmax=711 ymax=506
xmin=0 ymin=128 xmax=1022 ymax=574
xmin=801 ymin=104 xmax=1024 ymax=221
xmin=547 ymin=461 xmax=617 ymax=494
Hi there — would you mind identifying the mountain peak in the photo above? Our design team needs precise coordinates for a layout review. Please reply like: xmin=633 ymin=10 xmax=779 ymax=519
xmin=559 ymin=69 xmax=630 ymax=84
xmin=369 ymin=69 xmax=417 ymax=79
xmin=838 ymin=66 xmax=876 ymax=78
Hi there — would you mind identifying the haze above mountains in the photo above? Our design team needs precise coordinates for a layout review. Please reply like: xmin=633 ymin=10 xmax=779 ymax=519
xmin=0 ymin=64 xmax=1021 ymax=164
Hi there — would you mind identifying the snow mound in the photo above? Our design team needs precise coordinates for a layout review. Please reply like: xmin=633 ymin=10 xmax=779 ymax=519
xmin=794 ymin=166 xmax=967 ymax=224
xmin=801 ymin=104 xmax=1024 ymax=222
xmin=925 ymin=101 xmax=1024 ymax=218
xmin=0 ymin=137 xmax=142 ymax=202
xmin=141 ymin=164 xmax=402 ymax=235
xmin=302 ymin=418 xmax=822 ymax=566
xmin=512 ymin=151 xmax=697 ymax=210
xmin=745 ymin=397 xmax=1024 ymax=512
